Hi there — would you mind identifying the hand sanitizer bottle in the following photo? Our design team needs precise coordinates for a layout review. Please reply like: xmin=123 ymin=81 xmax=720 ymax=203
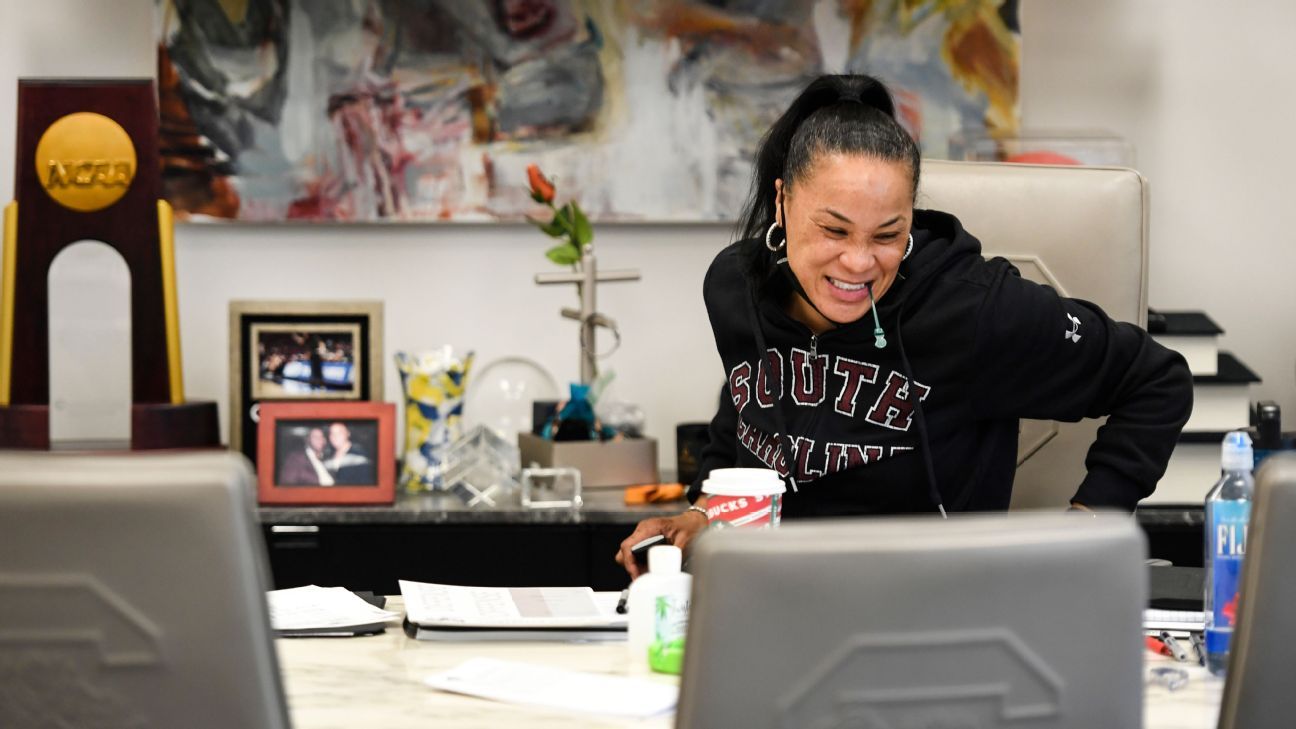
xmin=646 ymin=546 xmax=691 ymax=675
xmin=1204 ymin=430 xmax=1255 ymax=676
xmin=626 ymin=545 xmax=691 ymax=673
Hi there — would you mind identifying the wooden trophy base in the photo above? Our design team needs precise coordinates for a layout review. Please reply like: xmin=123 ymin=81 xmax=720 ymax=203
xmin=0 ymin=404 xmax=52 ymax=449
xmin=0 ymin=401 xmax=221 ymax=451
xmin=131 ymin=401 xmax=221 ymax=450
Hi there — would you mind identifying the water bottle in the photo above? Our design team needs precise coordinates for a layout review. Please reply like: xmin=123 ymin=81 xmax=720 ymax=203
xmin=1204 ymin=430 xmax=1254 ymax=676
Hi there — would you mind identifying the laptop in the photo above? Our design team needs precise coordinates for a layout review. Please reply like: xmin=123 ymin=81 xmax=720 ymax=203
xmin=0 ymin=451 xmax=290 ymax=728
xmin=676 ymin=512 xmax=1146 ymax=728
xmin=1217 ymin=453 xmax=1296 ymax=729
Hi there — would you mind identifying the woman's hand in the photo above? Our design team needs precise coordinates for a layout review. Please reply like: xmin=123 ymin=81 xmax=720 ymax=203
xmin=616 ymin=508 xmax=708 ymax=579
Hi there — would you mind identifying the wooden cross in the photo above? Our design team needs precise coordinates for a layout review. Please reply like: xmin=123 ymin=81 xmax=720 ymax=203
xmin=534 ymin=245 xmax=640 ymax=384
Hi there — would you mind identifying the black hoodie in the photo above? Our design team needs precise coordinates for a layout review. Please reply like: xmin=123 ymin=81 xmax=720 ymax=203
xmin=688 ymin=209 xmax=1193 ymax=516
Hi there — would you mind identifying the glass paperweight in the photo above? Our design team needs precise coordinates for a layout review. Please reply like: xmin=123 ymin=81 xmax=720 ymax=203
xmin=442 ymin=425 xmax=520 ymax=508
xmin=521 ymin=467 xmax=583 ymax=509
xmin=948 ymin=129 xmax=1134 ymax=167
xmin=462 ymin=357 xmax=559 ymax=443
xmin=596 ymin=399 xmax=646 ymax=438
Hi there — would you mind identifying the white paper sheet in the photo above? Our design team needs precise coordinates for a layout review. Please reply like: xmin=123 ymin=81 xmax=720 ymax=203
xmin=425 ymin=658 xmax=677 ymax=718
xmin=1143 ymin=608 xmax=1206 ymax=632
xmin=399 ymin=580 xmax=627 ymax=629
xmin=267 ymin=585 xmax=400 ymax=631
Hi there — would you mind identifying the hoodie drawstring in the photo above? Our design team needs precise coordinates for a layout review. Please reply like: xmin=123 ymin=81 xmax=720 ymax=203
xmin=892 ymin=295 xmax=948 ymax=518
xmin=742 ymin=269 xmax=945 ymax=515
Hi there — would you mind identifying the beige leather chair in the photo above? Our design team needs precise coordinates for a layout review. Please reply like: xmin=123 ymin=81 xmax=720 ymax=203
xmin=918 ymin=160 xmax=1149 ymax=509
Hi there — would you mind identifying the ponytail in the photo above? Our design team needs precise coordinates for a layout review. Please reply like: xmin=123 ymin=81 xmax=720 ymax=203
xmin=736 ymin=74 xmax=920 ymax=244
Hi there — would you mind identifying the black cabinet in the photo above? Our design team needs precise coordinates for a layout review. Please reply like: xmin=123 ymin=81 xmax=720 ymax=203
xmin=263 ymin=522 xmax=639 ymax=593
xmin=1138 ymin=506 xmax=1205 ymax=568
xmin=261 ymin=504 xmax=1205 ymax=594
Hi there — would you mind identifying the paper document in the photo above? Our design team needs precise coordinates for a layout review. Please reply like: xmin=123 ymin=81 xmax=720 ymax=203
xmin=426 ymin=658 xmax=677 ymax=718
xmin=400 ymin=580 xmax=627 ymax=629
xmin=267 ymin=585 xmax=399 ymax=631
xmin=1143 ymin=608 xmax=1205 ymax=631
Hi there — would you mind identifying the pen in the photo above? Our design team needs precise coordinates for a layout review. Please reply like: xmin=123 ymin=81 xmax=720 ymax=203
xmin=1158 ymin=631 xmax=1191 ymax=663
xmin=1144 ymin=635 xmax=1173 ymax=658
xmin=1188 ymin=632 xmax=1206 ymax=666
xmin=615 ymin=587 xmax=630 ymax=614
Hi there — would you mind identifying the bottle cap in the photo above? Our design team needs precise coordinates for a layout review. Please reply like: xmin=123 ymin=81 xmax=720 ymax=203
xmin=647 ymin=545 xmax=682 ymax=574
xmin=1255 ymin=402 xmax=1282 ymax=449
xmin=1221 ymin=430 xmax=1254 ymax=471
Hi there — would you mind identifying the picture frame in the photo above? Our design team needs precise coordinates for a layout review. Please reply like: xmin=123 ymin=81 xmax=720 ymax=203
xmin=257 ymin=401 xmax=396 ymax=505
xmin=230 ymin=300 xmax=383 ymax=467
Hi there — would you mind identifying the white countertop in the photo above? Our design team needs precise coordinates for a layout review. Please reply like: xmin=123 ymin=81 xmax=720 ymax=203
xmin=275 ymin=598 xmax=1222 ymax=728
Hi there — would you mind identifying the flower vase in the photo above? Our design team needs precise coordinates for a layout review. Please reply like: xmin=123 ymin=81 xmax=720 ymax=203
xmin=395 ymin=348 xmax=474 ymax=493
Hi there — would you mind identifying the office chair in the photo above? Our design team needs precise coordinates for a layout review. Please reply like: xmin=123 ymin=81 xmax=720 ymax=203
xmin=1217 ymin=453 xmax=1296 ymax=729
xmin=677 ymin=512 xmax=1147 ymax=729
xmin=0 ymin=451 xmax=290 ymax=728
xmin=920 ymin=160 xmax=1149 ymax=509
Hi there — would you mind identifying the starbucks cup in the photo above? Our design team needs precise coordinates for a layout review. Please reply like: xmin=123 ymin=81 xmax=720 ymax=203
xmin=700 ymin=468 xmax=787 ymax=529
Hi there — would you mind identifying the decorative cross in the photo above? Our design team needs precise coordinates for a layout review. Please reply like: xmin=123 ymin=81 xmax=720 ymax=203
xmin=534 ymin=245 xmax=640 ymax=384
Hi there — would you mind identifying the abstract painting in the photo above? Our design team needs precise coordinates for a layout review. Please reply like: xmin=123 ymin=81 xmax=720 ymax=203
xmin=156 ymin=0 xmax=1020 ymax=223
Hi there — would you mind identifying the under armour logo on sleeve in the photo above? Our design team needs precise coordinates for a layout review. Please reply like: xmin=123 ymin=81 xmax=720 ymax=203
xmin=1064 ymin=313 xmax=1082 ymax=343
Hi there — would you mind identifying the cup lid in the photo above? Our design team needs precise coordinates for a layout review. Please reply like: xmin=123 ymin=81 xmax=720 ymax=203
xmin=701 ymin=468 xmax=787 ymax=496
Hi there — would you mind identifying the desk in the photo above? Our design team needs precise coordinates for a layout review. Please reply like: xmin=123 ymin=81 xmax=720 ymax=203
xmin=275 ymin=598 xmax=1223 ymax=728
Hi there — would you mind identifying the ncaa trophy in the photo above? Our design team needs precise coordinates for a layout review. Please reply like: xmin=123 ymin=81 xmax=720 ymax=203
xmin=0 ymin=79 xmax=218 ymax=449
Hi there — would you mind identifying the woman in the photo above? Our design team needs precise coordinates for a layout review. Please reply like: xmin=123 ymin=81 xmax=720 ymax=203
xmin=617 ymin=74 xmax=1192 ymax=577
xmin=326 ymin=421 xmax=373 ymax=485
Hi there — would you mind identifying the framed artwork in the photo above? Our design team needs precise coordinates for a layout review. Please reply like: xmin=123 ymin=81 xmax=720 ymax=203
xmin=256 ymin=401 xmax=396 ymax=505
xmin=155 ymin=0 xmax=1021 ymax=223
xmin=229 ymin=300 xmax=383 ymax=467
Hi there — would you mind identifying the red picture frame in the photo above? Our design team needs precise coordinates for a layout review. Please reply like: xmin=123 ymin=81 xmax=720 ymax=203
xmin=257 ymin=401 xmax=395 ymax=505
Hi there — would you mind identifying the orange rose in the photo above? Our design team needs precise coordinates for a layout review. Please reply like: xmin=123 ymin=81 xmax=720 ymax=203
xmin=527 ymin=164 xmax=556 ymax=204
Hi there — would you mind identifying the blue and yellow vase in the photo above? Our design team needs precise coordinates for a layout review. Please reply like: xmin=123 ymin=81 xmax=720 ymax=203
xmin=396 ymin=348 xmax=474 ymax=492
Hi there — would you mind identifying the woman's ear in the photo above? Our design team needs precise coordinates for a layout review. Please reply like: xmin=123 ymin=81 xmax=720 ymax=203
xmin=774 ymin=178 xmax=785 ymax=226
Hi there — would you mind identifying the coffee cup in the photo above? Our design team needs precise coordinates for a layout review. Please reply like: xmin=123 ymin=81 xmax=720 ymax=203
xmin=700 ymin=468 xmax=786 ymax=529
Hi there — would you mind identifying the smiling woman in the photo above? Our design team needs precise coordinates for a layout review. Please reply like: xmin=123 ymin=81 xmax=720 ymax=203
xmin=776 ymin=154 xmax=912 ymax=333
xmin=616 ymin=73 xmax=1194 ymax=578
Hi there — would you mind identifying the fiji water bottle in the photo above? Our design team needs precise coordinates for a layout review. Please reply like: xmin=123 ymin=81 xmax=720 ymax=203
xmin=1204 ymin=430 xmax=1254 ymax=676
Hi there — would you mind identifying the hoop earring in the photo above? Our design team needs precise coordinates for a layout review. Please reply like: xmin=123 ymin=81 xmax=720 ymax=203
xmin=765 ymin=222 xmax=785 ymax=252
xmin=902 ymin=233 xmax=914 ymax=261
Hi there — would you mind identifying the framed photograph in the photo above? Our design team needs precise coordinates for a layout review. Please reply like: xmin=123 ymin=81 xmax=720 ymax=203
xmin=257 ymin=401 xmax=395 ymax=505
xmin=230 ymin=300 xmax=383 ymax=467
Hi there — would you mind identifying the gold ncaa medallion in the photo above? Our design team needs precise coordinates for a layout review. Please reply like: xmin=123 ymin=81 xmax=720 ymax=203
xmin=34 ymin=112 xmax=136 ymax=212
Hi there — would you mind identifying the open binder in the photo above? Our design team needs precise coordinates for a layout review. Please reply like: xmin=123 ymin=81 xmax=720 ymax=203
xmin=399 ymin=581 xmax=628 ymax=642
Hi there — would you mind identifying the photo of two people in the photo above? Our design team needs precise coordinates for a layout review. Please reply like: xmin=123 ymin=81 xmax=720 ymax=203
xmin=275 ymin=419 xmax=377 ymax=487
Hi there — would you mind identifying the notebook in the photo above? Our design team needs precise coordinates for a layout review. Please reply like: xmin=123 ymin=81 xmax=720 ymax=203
xmin=399 ymin=580 xmax=627 ymax=641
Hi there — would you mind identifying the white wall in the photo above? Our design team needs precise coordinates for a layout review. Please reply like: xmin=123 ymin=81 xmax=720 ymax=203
xmin=0 ymin=0 xmax=729 ymax=463
xmin=1 ymin=0 xmax=1293 ymax=461
xmin=1019 ymin=0 xmax=1296 ymax=417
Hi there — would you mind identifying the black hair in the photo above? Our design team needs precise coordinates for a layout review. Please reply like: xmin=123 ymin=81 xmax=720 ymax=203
xmin=737 ymin=74 xmax=921 ymax=242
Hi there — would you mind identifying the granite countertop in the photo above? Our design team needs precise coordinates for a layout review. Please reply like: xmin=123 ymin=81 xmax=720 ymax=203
xmin=258 ymin=489 xmax=1202 ymax=528
xmin=258 ymin=488 xmax=685 ymax=526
